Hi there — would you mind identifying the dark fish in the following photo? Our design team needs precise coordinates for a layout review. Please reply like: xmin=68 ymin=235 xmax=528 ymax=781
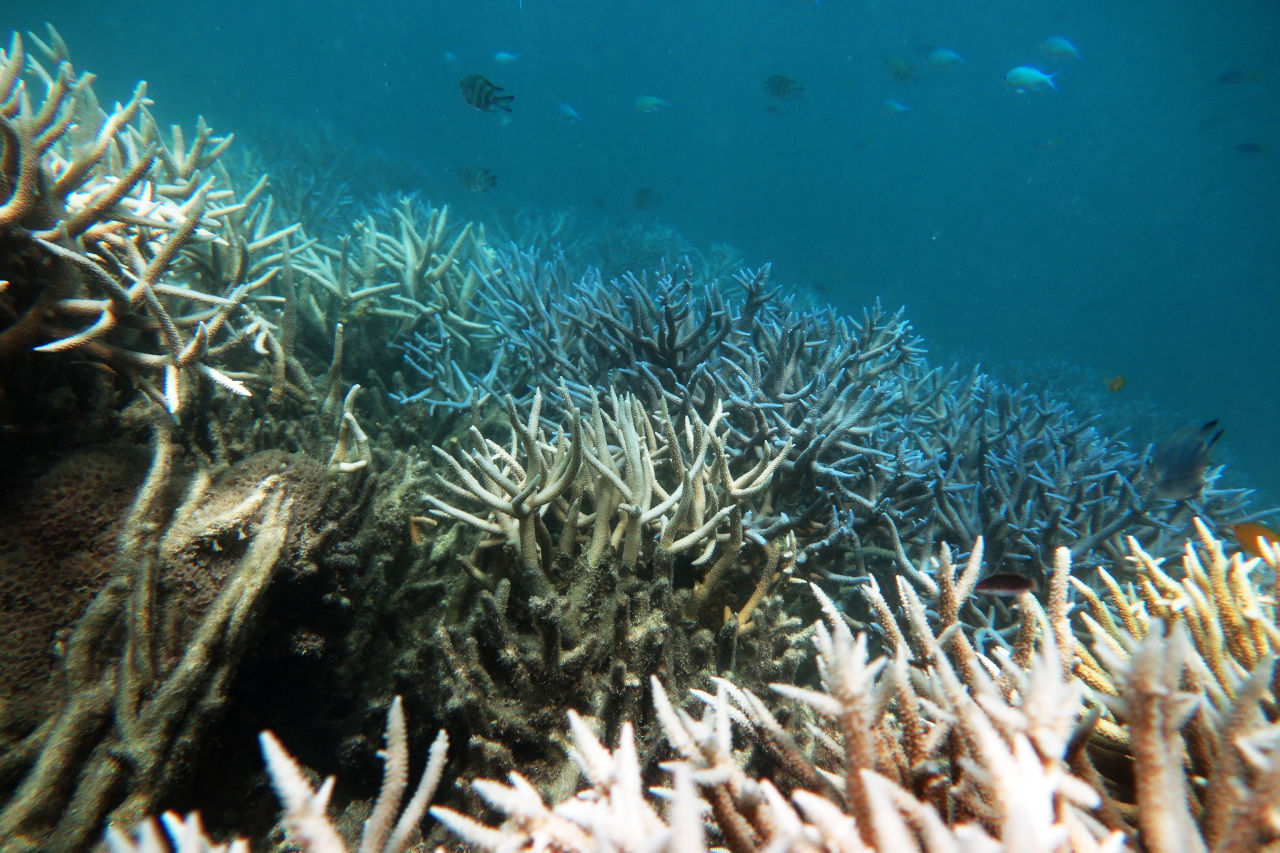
xmin=459 ymin=74 xmax=514 ymax=112
xmin=1149 ymin=420 xmax=1222 ymax=500
xmin=763 ymin=75 xmax=804 ymax=99
xmin=632 ymin=186 xmax=659 ymax=210
xmin=1217 ymin=70 xmax=1262 ymax=85
xmin=974 ymin=573 xmax=1036 ymax=596
xmin=885 ymin=57 xmax=921 ymax=82
xmin=458 ymin=165 xmax=497 ymax=192
xmin=1235 ymin=141 xmax=1268 ymax=155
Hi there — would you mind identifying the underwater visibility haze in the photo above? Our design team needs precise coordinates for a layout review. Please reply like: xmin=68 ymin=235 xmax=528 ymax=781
xmin=1 ymin=0 xmax=1279 ymax=850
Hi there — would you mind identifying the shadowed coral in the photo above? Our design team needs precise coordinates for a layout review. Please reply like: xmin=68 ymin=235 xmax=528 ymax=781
xmin=1 ymin=17 xmax=1277 ymax=853
xmin=427 ymin=529 xmax=1276 ymax=851
xmin=107 ymin=697 xmax=448 ymax=853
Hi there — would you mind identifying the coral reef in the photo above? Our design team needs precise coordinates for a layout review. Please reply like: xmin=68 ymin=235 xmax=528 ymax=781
xmin=432 ymin=527 xmax=1280 ymax=852
xmin=107 ymin=526 xmax=1280 ymax=852
xmin=0 ymin=27 xmax=376 ymax=850
xmin=2 ymin=24 xmax=1277 ymax=853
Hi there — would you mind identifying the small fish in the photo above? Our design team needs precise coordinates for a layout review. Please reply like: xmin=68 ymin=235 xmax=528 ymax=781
xmin=442 ymin=51 xmax=460 ymax=65
xmin=1149 ymin=420 xmax=1222 ymax=500
xmin=460 ymin=74 xmax=514 ymax=112
xmin=556 ymin=103 xmax=582 ymax=122
xmin=1235 ymin=141 xmax=1268 ymax=155
xmin=457 ymin=165 xmax=497 ymax=192
xmin=633 ymin=95 xmax=670 ymax=112
xmin=1232 ymin=521 xmax=1280 ymax=558
xmin=1004 ymin=66 xmax=1060 ymax=92
xmin=1217 ymin=69 xmax=1263 ymax=85
xmin=632 ymin=186 xmax=659 ymax=210
xmin=975 ymin=573 xmax=1037 ymax=596
xmin=926 ymin=47 xmax=967 ymax=69
xmin=885 ymin=57 xmax=921 ymax=82
xmin=882 ymin=98 xmax=913 ymax=113
xmin=1039 ymin=36 xmax=1081 ymax=60
xmin=763 ymin=75 xmax=804 ymax=99
xmin=493 ymin=51 xmax=519 ymax=64
xmin=1105 ymin=375 xmax=1126 ymax=392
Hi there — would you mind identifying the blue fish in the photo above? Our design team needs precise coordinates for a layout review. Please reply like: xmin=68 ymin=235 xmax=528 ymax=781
xmin=1040 ymin=36 xmax=1081 ymax=60
xmin=1003 ymin=66 xmax=1060 ymax=92
xmin=927 ymin=47 xmax=967 ymax=68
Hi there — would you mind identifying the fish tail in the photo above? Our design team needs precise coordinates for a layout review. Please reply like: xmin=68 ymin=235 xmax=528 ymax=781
xmin=1204 ymin=419 xmax=1224 ymax=449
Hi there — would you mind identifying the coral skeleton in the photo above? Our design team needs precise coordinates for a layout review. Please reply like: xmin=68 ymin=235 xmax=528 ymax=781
xmin=0 ymin=27 xmax=303 ymax=417
xmin=260 ymin=696 xmax=448 ymax=853
xmin=426 ymin=531 xmax=1277 ymax=852
xmin=3 ymin=24 xmax=1278 ymax=853
xmin=106 ymin=527 xmax=1274 ymax=851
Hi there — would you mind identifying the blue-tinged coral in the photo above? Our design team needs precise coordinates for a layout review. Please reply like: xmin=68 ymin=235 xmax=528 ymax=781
xmin=2 ymin=24 xmax=1277 ymax=853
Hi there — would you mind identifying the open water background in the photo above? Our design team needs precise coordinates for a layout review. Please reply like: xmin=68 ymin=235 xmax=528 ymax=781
xmin=11 ymin=0 xmax=1280 ymax=501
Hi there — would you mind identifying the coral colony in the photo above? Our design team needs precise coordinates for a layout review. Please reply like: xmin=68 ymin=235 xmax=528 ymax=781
xmin=1 ymin=26 xmax=1278 ymax=853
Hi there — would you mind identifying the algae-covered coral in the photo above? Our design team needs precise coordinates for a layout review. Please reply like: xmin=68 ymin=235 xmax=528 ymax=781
xmin=1 ymin=26 xmax=1277 ymax=853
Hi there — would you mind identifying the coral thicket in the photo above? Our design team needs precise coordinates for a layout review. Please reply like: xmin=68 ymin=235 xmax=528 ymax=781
xmin=1 ymin=25 xmax=1275 ymax=853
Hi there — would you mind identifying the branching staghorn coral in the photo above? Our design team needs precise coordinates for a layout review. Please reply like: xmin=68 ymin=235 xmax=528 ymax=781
xmin=389 ymin=250 xmax=1262 ymax=820
xmin=0 ymin=29 xmax=382 ymax=851
xmin=429 ymin=528 xmax=1278 ymax=852
xmin=75 ymin=526 xmax=1278 ymax=852
xmin=0 ymin=26 xmax=309 ymax=418
xmin=423 ymin=387 xmax=583 ymax=581
xmin=883 ymin=369 xmax=1254 ymax=580
xmin=1069 ymin=518 xmax=1280 ymax=851
xmin=393 ymin=383 xmax=811 ymax=807
xmin=420 ymin=382 xmax=790 ymax=588
xmin=404 ymin=250 xmax=1252 ymax=600
xmin=404 ymin=258 xmax=929 ymax=555
xmin=107 ymin=697 xmax=448 ymax=853
xmin=431 ymin=556 xmax=1126 ymax=852
xmin=2 ymin=22 xmax=1274 ymax=853
xmin=289 ymin=195 xmax=493 ymax=355
xmin=258 ymin=696 xmax=448 ymax=853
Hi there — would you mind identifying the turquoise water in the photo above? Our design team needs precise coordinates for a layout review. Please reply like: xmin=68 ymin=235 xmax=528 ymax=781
xmin=20 ymin=0 xmax=1280 ymax=497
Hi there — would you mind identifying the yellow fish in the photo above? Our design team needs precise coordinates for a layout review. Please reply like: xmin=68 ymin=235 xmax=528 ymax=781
xmin=1232 ymin=521 xmax=1280 ymax=558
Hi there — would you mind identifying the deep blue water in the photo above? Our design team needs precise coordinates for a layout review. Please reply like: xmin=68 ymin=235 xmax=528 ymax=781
xmin=14 ymin=0 xmax=1280 ymax=499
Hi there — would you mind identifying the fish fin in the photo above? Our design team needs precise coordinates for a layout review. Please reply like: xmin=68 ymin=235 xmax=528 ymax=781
xmin=1202 ymin=419 xmax=1223 ymax=449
